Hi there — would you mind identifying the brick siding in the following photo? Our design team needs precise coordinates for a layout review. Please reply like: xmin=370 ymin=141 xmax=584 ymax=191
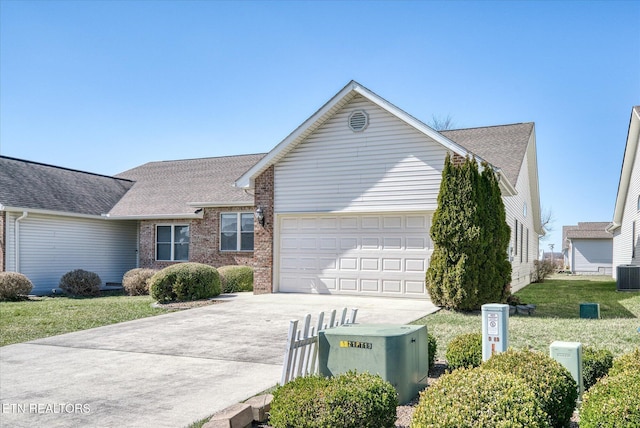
xmin=139 ymin=206 xmax=254 ymax=271
xmin=253 ymin=166 xmax=275 ymax=294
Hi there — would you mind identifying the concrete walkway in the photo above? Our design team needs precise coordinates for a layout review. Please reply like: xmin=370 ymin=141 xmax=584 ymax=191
xmin=0 ymin=293 xmax=438 ymax=428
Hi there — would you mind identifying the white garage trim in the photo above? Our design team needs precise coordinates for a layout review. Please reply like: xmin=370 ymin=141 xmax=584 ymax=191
xmin=275 ymin=212 xmax=432 ymax=298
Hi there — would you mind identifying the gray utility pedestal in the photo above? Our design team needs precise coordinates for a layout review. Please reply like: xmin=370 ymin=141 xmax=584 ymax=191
xmin=318 ymin=324 xmax=428 ymax=404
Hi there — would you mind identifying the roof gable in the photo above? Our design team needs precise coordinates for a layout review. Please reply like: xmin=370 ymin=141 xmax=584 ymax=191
xmin=234 ymin=81 xmax=490 ymax=188
xmin=109 ymin=154 xmax=265 ymax=218
xmin=609 ymin=106 xmax=640 ymax=231
xmin=564 ymin=222 xmax=612 ymax=244
xmin=234 ymin=81 xmax=533 ymax=197
xmin=0 ymin=156 xmax=134 ymax=216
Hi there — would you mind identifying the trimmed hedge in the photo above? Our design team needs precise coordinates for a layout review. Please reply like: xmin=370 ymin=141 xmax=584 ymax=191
xmin=122 ymin=268 xmax=157 ymax=296
xmin=608 ymin=347 xmax=640 ymax=377
xmin=427 ymin=332 xmax=437 ymax=371
xmin=582 ymin=346 xmax=613 ymax=390
xmin=269 ymin=371 xmax=398 ymax=428
xmin=0 ymin=272 xmax=33 ymax=301
xmin=59 ymin=269 xmax=101 ymax=297
xmin=483 ymin=349 xmax=578 ymax=428
xmin=149 ymin=263 xmax=221 ymax=302
xmin=445 ymin=332 xmax=482 ymax=370
xmin=580 ymin=370 xmax=640 ymax=428
xmin=410 ymin=367 xmax=548 ymax=428
xmin=218 ymin=265 xmax=253 ymax=293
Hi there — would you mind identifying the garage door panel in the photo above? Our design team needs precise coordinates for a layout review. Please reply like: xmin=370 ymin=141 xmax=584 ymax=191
xmin=278 ymin=213 xmax=430 ymax=298
xmin=406 ymin=280 xmax=426 ymax=294
xmin=382 ymin=280 xmax=402 ymax=293
xmin=361 ymin=279 xmax=380 ymax=292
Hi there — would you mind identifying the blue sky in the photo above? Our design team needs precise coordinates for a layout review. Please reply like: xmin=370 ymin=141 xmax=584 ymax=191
xmin=1 ymin=0 xmax=639 ymax=254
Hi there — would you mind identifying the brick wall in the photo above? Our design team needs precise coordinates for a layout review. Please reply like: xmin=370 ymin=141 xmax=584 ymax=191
xmin=253 ymin=166 xmax=275 ymax=294
xmin=139 ymin=206 xmax=254 ymax=271
xmin=0 ymin=211 xmax=5 ymax=272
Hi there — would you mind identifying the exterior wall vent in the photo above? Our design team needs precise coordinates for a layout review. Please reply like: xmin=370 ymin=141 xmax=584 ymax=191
xmin=348 ymin=110 xmax=369 ymax=132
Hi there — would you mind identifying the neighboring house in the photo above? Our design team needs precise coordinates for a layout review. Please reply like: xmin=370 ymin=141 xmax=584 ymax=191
xmin=236 ymin=81 xmax=543 ymax=297
xmin=562 ymin=222 xmax=613 ymax=275
xmin=0 ymin=156 xmax=137 ymax=294
xmin=608 ymin=106 xmax=640 ymax=279
xmin=1 ymin=81 xmax=544 ymax=298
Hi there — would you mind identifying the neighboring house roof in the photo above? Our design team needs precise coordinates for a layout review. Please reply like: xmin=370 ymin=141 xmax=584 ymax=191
xmin=609 ymin=106 xmax=640 ymax=232
xmin=235 ymin=80 xmax=519 ymax=196
xmin=109 ymin=154 xmax=265 ymax=218
xmin=0 ymin=156 xmax=134 ymax=217
xmin=441 ymin=122 xmax=534 ymax=187
xmin=563 ymin=222 xmax=612 ymax=249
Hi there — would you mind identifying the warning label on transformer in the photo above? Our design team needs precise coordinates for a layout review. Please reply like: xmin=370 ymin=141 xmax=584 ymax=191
xmin=339 ymin=340 xmax=373 ymax=349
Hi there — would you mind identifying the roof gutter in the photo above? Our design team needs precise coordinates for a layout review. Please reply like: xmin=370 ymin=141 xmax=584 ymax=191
xmin=14 ymin=211 xmax=28 ymax=272
xmin=102 ymin=212 xmax=205 ymax=220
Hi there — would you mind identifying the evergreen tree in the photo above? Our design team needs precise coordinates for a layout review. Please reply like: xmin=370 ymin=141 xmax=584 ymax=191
xmin=426 ymin=154 xmax=511 ymax=310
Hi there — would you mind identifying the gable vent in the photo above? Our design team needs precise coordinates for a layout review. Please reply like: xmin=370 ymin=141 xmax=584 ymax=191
xmin=348 ymin=110 xmax=369 ymax=132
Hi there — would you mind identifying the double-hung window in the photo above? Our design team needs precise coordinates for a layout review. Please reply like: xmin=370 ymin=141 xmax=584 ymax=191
xmin=221 ymin=213 xmax=254 ymax=251
xmin=156 ymin=225 xmax=190 ymax=261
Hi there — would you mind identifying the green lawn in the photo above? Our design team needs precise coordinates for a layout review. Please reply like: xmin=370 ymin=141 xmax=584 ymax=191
xmin=0 ymin=292 xmax=169 ymax=346
xmin=413 ymin=276 xmax=640 ymax=359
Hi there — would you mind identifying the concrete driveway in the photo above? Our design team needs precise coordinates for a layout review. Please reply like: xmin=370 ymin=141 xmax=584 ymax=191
xmin=0 ymin=293 xmax=438 ymax=428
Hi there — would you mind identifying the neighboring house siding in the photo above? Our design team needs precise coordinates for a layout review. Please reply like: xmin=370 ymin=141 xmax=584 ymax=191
xmin=4 ymin=211 xmax=138 ymax=294
xmin=274 ymin=95 xmax=447 ymax=214
xmin=612 ymin=135 xmax=640 ymax=278
xmin=138 ymin=207 xmax=255 ymax=271
xmin=502 ymin=140 xmax=537 ymax=292
xmin=571 ymin=239 xmax=613 ymax=274
xmin=0 ymin=211 xmax=5 ymax=272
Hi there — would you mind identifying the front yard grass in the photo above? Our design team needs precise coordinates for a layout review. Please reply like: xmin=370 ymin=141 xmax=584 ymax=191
xmin=0 ymin=291 xmax=169 ymax=346
xmin=414 ymin=276 xmax=640 ymax=359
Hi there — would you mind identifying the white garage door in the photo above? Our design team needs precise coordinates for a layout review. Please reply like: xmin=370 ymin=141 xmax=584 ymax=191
xmin=278 ymin=213 xmax=431 ymax=298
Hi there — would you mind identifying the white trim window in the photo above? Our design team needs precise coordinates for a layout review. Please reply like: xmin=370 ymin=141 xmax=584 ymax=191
xmin=156 ymin=225 xmax=190 ymax=261
xmin=221 ymin=212 xmax=254 ymax=251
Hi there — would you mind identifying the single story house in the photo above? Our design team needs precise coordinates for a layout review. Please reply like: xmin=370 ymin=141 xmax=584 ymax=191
xmin=562 ymin=222 xmax=613 ymax=275
xmin=1 ymin=81 xmax=543 ymax=297
xmin=608 ymin=106 xmax=640 ymax=280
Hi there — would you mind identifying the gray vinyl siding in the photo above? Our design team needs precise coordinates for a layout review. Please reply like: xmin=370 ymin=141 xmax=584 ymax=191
xmin=5 ymin=211 xmax=138 ymax=294
xmin=502 ymin=136 xmax=538 ymax=292
xmin=612 ymin=134 xmax=640 ymax=278
xmin=274 ymin=95 xmax=447 ymax=214
xmin=571 ymin=239 xmax=613 ymax=274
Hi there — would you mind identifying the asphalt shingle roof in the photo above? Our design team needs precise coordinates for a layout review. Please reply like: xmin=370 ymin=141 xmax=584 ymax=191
xmin=441 ymin=122 xmax=534 ymax=186
xmin=563 ymin=222 xmax=612 ymax=244
xmin=0 ymin=156 xmax=134 ymax=216
xmin=110 ymin=154 xmax=265 ymax=217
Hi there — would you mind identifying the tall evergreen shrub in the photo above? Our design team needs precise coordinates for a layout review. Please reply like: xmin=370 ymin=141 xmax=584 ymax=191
xmin=426 ymin=154 xmax=511 ymax=310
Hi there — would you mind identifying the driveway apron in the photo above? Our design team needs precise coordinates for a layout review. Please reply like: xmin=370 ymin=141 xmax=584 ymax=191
xmin=0 ymin=293 xmax=438 ymax=428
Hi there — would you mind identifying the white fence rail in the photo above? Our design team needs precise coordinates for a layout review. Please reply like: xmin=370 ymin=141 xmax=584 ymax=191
xmin=281 ymin=308 xmax=358 ymax=385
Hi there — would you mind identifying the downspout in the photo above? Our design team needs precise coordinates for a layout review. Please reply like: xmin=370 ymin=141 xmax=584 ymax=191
xmin=15 ymin=211 xmax=28 ymax=272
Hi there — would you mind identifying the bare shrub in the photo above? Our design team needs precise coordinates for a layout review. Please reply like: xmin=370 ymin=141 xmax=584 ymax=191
xmin=0 ymin=272 xmax=33 ymax=301
xmin=122 ymin=268 xmax=156 ymax=296
xmin=59 ymin=269 xmax=101 ymax=297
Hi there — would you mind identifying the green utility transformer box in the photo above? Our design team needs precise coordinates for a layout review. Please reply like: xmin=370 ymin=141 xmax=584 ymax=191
xmin=318 ymin=324 xmax=428 ymax=404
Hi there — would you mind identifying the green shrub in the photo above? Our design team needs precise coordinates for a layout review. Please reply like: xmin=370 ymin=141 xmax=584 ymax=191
xmin=410 ymin=367 xmax=548 ymax=428
xmin=269 ymin=371 xmax=398 ymax=428
xmin=0 ymin=272 xmax=33 ymax=301
xmin=445 ymin=332 xmax=482 ymax=370
xmin=483 ymin=348 xmax=578 ymax=428
xmin=59 ymin=269 xmax=101 ymax=297
xmin=149 ymin=263 xmax=220 ymax=302
xmin=427 ymin=332 xmax=437 ymax=371
xmin=580 ymin=370 xmax=640 ymax=428
xmin=122 ymin=268 xmax=157 ymax=296
xmin=217 ymin=265 xmax=253 ymax=293
xmin=608 ymin=347 xmax=640 ymax=377
xmin=582 ymin=346 xmax=614 ymax=390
